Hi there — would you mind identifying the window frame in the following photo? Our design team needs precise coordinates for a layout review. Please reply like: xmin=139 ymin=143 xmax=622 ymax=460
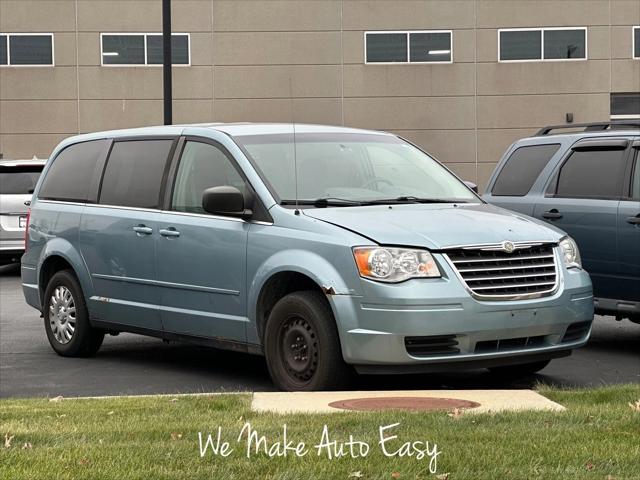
xmin=0 ymin=32 xmax=54 ymax=67
xmin=100 ymin=32 xmax=191 ymax=67
xmin=498 ymin=27 xmax=587 ymax=63
xmin=364 ymin=30 xmax=453 ymax=65
xmin=633 ymin=26 xmax=639 ymax=60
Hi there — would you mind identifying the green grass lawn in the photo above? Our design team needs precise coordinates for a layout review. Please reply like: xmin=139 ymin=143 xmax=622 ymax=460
xmin=1 ymin=385 xmax=639 ymax=480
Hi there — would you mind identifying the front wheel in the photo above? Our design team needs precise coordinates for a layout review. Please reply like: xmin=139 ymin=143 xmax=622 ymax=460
xmin=43 ymin=270 xmax=104 ymax=357
xmin=264 ymin=291 xmax=352 ymax=391
xmin=489 ymin=359 xmax=551 ymax=377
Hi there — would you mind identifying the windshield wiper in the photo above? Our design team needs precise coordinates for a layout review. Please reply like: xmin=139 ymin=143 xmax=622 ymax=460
xmin=362 ymin=196 xmax=469 ymax=205
xmin=280 ymin=198 xmax=364 ymax=208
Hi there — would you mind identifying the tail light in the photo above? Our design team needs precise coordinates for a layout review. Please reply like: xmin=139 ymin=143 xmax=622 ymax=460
xmin=24 ymin=208 xmax=31 ymax=253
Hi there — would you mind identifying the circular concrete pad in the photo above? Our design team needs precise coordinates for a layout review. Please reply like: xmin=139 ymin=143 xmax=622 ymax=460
xmin=328 ymin=396 xmax=481 ymax=412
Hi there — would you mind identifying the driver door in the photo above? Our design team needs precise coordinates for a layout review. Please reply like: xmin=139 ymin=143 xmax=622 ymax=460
xmin=156 ymin=139 xmax=250 ymax=342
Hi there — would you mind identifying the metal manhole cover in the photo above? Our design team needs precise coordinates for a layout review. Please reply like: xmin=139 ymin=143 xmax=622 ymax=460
xmin=328 ymin=397 xmax=481 ymax=412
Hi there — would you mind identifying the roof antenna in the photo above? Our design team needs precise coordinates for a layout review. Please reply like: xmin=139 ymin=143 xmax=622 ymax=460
xmin=289 ymin=76 xmax=300 ymax=215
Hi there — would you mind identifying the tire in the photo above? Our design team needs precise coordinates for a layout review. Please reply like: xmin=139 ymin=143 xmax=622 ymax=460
xmin=489 ymin=359 xmax=551 ymax=377
xmin=43 ymin=270 xmax=104 ymax=357
xmin=264 ymin=290 xmax=352 ymax=391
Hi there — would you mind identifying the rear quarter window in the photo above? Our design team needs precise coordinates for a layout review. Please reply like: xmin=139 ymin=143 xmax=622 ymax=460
xmin=0 ymin=166 xmax=43 ymax=195
xmin=491 ymin=143 xmax=561 ymax=196
xmin=39 ymin=140 xmax=110 ymax=202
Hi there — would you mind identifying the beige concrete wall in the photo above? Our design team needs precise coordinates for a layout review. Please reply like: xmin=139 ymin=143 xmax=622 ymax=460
xmin=1 ymin=0 xmax=639 ymax=192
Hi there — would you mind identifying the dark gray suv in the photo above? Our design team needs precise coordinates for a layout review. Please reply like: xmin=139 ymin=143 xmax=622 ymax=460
xmin=484 ymin=121 xmax=640 ymax=324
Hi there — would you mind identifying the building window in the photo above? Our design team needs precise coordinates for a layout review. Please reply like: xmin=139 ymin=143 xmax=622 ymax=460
xmin=610 ymin=93 xmax=640 ymax=119
xmin=634 ymin=26 xmax=639 ymax=59
xmin=499 ymin=28 xmax=586 ymax=62
xmin=101 ymin=33 xmax=190 ymax=66
xmin=365 ymin=31 xmax=452 ymax=64
xmin=0 ymin=33 xmax=54 ymax=66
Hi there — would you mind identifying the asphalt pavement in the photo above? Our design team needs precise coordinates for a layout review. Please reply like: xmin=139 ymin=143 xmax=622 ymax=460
xmin=1 ymin=266 xmax=638 ymax=398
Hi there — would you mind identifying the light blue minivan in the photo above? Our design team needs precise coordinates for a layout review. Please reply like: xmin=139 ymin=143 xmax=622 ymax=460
xmin=22 ymin=123 xmax=594 ymax=390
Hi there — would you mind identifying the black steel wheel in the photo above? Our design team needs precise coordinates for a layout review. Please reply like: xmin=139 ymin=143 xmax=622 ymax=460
xmin=264 ymin=290 xmax=351 ymax=391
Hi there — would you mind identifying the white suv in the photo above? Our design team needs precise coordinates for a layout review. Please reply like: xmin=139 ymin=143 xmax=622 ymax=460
xmin=0 ymin=159 xmax=46 ymax=266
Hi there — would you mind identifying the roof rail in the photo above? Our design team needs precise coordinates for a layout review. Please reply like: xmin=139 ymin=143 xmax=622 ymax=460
xmin=535 ymin=120 xmax=640 ymax=136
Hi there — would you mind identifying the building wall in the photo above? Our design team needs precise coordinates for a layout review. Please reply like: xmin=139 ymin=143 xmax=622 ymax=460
xmin=1 ymin=0 xmax=639 ymax=191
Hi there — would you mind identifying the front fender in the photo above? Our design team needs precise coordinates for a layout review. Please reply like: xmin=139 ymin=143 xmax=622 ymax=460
xmin=246 ymin=248 xmax=360 ymax=343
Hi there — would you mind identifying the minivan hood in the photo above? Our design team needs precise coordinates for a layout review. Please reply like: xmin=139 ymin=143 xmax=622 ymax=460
xmin=303 ymin=203 xmax=562 ymax=249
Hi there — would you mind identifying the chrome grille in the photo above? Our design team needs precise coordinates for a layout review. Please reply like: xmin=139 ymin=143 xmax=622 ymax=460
xmin=445 ymin=242 xmax=558 ymax=300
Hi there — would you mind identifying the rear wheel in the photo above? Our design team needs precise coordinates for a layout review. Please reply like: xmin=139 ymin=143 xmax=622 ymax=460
xmin=264 ymin=291 xmax=351 ymax=391
xmin=489 ymin=359 xmax=551 ymax=377
xmin=43 ymin=270 xmax=104 ymax=357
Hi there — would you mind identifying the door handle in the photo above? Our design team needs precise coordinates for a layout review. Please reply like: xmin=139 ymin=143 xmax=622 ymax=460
xmin=627 ymin=215 xmax=640 ymax=225
xmin=159 ymin=227 xmax=180 ymax=238
xmin=132 ymin=225 xmax=153 ymax=235
xmin=542 ymin=209 xmax=563 ymax=220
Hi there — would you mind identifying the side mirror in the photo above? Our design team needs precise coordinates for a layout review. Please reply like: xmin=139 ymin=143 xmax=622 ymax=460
xmin=464 ymin=181 xmax=479 ymax=193
xmin=202 ymin=186 xmax=252 ymax=219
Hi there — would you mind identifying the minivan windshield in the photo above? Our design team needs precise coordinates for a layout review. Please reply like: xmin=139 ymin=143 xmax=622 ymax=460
xmin=0 ymin=166 xmax=43 ymax=195
xmin=234 ymin=133 xmax=478 ymax=205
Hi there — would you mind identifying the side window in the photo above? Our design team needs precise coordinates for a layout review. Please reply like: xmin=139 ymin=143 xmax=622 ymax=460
xmin=632 ymin=151 xmax=640 ymax=200
xmin=491 ymin=144 xmax=560 ymax=196
xmin=99 ymin=139 xmax=174 ymax=209
xmin=554 ymin=148 xmax=627 ymax=199
xmin=39 ymin=140 xmax=108 ymax=202
xmin=171 ymin=141 xmax=247 ymax=214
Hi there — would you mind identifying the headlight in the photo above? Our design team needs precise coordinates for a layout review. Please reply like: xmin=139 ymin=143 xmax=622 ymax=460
xmin=353 ymin=246 xmax=441 ymax=282
xmin=559 ymin=236 xmax=581 ymax=268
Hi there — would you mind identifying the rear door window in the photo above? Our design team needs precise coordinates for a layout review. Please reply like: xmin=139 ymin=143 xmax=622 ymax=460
xmin=491 ymin=144 xmax=560 ymax=196
xmin=554 ymin=148 xmax=627 ymax=199
xmin=0 ymin=166 xmax=43 ymax=195
xmin=99 ymin=139 xmax=174 ymax=209
xmin=39 ymin=140 xmax=109 ymax=202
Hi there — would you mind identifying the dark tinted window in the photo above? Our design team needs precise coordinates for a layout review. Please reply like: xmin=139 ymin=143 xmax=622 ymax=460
xmin=9 ymin=35 xmax=53 ymax=65
xmin=544 ymin=29 xmax=586 ymax=59
xmin=366 ymin=33 xmax=407 ymax=63
xmin=500 ymin=30 xmax=541 ymax=60
xmin=492 ymin=144 xmax=560 ymax=196
xmin=634 ymin=27 xmax=639 ymax=58
xmin=0 ymin=35 xmax=7 ymax=65
xmin=172 ymin=142 xmax=246 ymax=214
xmin=99 ymin=140 xmax=173 ymax=208
xmin=101 ymin=34 xmax=145 ymax=65
xmin=0 ymin=166 xmax=43 ymax=194
xmin=611 ymin=93 xmax=640 ymax=116
xmin=147 ymin=34 xmax=189 ymax=64
xmin=632 ymin=153 xmax=640 ymax=200
xmin=39 ymin=140 xmax=108 ymax=201
xmin=409 ymin=32 xmax=451 ymax=62
xmin=555 ymin=148 xmax=627 ymax=199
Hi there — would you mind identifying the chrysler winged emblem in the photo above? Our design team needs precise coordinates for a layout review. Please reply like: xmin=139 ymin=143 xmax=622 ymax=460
xmin=502 ymin=241 xmax=516 ymax=253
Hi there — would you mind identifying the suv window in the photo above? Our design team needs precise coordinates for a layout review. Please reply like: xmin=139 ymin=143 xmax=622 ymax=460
xmin=632 ymin=151 xmax=640 ymax=200
xmin=492 ymin=144 xmax=560 ymax=196
xmin=0 ymin=166 xmax=43 ymax=195
xmin=172 ymin=141 xmax=247 ymax=214
xmin=554 ymin=148 xmax=627 ymax=199
xmin=99 ymin=139 xmax=174 ymax=209
xmin=39 ymin=140 xmax=108 ymax=202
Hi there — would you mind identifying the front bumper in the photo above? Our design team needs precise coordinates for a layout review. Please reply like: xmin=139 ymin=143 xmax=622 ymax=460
xmin=329 ymin=258 xmax=593 ymax=369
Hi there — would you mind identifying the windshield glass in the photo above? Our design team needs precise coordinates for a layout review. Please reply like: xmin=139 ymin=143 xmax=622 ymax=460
xmin=234 ymin=132 xmax=477 ymax=204
xmin=0 ymin=166 xmax=43 ymax=195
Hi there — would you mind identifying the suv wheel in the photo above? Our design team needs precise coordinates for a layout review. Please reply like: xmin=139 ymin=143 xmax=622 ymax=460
xmin=264 ymin=291 xmax=351 ymax=391
xmin=43 ymin=270 xmax=104 ymax=357
xmin=489 ymin=359 xmax=551 ymax=377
